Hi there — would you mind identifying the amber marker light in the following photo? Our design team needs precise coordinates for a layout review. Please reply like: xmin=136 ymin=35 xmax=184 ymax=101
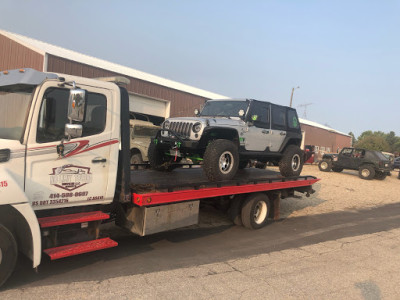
xmin=19 ymin=69 xmax=25 ymax=73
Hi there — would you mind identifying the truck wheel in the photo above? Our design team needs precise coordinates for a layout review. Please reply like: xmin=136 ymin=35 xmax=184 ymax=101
xmin=203 ymin=139 xmax=239 ymax=181
xmin=131 ymin=152 xmax=144 ymax=170
xmin=227 ymin=195 xmax=245 ymax=226
xmin=279 ymin=145 xmax=304 ymax=177
xmin=0 ymin=225 xmax=18 ymax=288
xmin=332 ymin=167 xmax=343 ymax=172
xmin=359 ymin=165 xmax=375 ymax=180
xmin=318 ymin=159 xmax=332 ymax=172
xmin=241 ymin=193 xmax=270 ymax=230
xmin=374 ymin=171 xmax=387 ymax=180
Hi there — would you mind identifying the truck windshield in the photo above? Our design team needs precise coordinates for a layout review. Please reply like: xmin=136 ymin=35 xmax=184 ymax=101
xmin=200 ymin=100 xmax=249 ymax=118
xmin=0 ymin=86 xmax=34 ymax=140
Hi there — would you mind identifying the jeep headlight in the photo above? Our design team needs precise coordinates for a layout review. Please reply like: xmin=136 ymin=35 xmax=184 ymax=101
xmin=163 ymin=120 xmax=170 ymax=130
xmin=192 ymin=122 xmax=202 ymax=133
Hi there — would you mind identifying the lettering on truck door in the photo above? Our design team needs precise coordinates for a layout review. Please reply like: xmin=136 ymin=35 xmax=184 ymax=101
xmin=25 ymin=82 xmax=116 ymax=209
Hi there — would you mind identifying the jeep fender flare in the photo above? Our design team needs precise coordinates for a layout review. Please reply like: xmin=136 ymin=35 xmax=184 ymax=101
xmin=0 ymin=168 xmax=41 ymax=268
xmin=199 ymin=127 xmax=240 ymax=148
xmin=278 ymin=136 xmax=302 ymax=153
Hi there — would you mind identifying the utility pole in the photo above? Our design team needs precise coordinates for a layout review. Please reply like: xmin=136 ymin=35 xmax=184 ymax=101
xmin=289 ymin=86 xmax=300 ymax=107
xmin=297 ymin=102 xmax=313 ymax=119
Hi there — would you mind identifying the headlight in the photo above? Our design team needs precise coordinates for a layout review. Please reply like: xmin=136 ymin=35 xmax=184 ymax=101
xmin=192 ymin=122 xmax=202 ymax=133
xmin=163 ymin=120 xmax=170 ymax=130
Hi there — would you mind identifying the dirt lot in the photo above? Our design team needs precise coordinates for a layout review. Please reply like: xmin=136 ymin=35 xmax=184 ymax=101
xmin=280 ymin=164 xmax=400 ymax=218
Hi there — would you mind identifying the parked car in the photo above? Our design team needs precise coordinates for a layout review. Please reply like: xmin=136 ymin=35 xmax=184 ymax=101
xmin=393 ymin=157 xmax=400 ymax=170
xmin=149 ymin=98 xmax=304 ymax=181
xmin=318 ymin=147 xmax=391 ymax=180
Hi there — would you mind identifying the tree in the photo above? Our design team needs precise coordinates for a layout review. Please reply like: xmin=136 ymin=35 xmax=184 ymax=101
xmin=355 ymin=135 xmax=390 ymax=152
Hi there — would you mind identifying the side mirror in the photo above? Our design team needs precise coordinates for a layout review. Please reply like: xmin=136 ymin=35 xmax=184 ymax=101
xmin=65 ymin=124 xmax=83 ymax=138
xmin=194 ymin=108 xmax=200 ymax=116
xmin=68 ymin=89 xmax=86 ymax=122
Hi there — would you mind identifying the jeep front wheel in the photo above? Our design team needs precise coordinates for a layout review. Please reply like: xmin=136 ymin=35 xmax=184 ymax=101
xmin=203 ymin=139 xmax=239 ymax=181
xmin=148 ymin=140 xmax=166 ymax=170
xmin=359 ymin=165 xmax=375 ymax=180
xmin=279 ymin=145 xmax=304 ymax=177
xmin=318 ymin=159 xmax=332 ymax=172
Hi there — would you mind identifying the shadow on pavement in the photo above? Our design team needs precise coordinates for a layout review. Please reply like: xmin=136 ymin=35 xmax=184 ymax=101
xmin=3 ymin=201 xmax=400 ymax=290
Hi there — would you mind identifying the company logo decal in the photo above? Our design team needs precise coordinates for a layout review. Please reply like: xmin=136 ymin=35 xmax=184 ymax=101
xmin=50 ymin=164 xmax=93 ymax=191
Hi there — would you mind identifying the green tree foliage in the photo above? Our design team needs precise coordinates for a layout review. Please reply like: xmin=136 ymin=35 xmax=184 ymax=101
xmin=356 ymin=135 xmax=390 ymax=152
xmin=355 ymin=130 xmax=400 ymax=153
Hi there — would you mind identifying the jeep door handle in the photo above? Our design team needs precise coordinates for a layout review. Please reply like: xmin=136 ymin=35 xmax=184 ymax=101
xmin=262 ymin=130 xmax=270 ymax=134
xmin=92 ymin=157 xmax=107 ymax=163
xmin=280 ymin=132 xmax=286 ymax=136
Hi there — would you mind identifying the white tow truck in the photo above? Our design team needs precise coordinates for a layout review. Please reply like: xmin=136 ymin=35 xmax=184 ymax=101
xmin=0 ymin=68 xmax=318 ymax=287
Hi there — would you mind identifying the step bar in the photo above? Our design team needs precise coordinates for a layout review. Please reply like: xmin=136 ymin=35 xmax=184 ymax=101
xmin=38 ymin=211 xmax=110 ymax=228
xmin=43 ymin=237 xmax=118 ymax=260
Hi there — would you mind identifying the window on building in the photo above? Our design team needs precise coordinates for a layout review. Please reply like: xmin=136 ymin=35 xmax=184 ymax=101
xmin=37 ymin=87 xmax=107 ymax=143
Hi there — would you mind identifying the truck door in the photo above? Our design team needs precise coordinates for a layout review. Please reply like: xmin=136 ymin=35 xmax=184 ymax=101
xmin=25 ymin=82 xmax=117 ymax=210
xmin=244 ymin=101 xmax=270 ymax=151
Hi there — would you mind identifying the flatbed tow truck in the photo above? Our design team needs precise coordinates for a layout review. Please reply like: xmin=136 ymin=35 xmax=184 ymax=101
xmin=0 ymin=68 xmax=318 ymax=287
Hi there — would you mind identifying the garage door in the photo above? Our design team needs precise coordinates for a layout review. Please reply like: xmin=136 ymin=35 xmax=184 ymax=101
xmin=129 ymin=94 xmax=170 ymax=118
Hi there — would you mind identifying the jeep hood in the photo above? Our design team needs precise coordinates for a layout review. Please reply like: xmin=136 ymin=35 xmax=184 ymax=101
xmin=167 ymin=116 xmax=245 ymax=126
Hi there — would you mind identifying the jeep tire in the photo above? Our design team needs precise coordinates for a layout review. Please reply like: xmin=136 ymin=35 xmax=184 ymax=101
xmin=203 ymin=139 xmax=239 ymax=181
xmin=374 ymin=171 xmax=387 ymax=180
xmin=318 ymin=159 xmax=332 ymax=172
xmin=279 ymin=145 xmax=304 ymax=177
xmin=0 ymin=224 xmax=18 ymax=288
xmin=148 ymin=140 xmax=167 ymax=171
xmin=359 ymin=164 xmax=375 ymax=180
xmin=131 ymin=152 xmax=144 ymax=170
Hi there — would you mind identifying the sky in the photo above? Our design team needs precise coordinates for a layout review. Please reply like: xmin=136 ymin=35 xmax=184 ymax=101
xmin=1 ymin=0 xmax=399 ymax=137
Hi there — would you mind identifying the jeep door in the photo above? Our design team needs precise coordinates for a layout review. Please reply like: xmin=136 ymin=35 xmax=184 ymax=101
xmin=337 ymin=148 xmax=354 ymax=169
xmin=269 ymin=104 xmax=287 ymax=152
xmin=244 ymin=101 xmax=270 ymax=151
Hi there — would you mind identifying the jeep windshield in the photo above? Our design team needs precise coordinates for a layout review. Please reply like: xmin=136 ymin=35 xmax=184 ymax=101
xmin=200 ymin=100 xmax=249 ymax=118
xmin=0 ymin=85 xmax=34 ymax=140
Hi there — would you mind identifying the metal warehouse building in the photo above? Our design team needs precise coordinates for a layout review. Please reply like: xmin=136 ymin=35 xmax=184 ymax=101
xmin=0 ymin=30 xmax=351 ymax=155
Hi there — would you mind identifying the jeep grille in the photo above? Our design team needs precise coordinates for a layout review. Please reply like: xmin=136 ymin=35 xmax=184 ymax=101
xmin=169 ymin=121 xmax=194 ymax=138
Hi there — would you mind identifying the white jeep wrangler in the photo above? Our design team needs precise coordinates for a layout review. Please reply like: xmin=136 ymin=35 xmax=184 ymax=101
xmin=149 ymin=99 xmax=303 ymax=181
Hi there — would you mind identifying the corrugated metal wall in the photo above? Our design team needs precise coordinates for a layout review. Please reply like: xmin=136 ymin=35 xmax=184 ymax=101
xmin=47 ymin=55 xmax=207 ymax=117
xmin=0 ymin=34 xmax=43 ymax=71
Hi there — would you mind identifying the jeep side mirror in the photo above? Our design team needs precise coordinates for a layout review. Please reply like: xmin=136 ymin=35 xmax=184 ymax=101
xmin=68 ymin=88 xmax=86 ymax=122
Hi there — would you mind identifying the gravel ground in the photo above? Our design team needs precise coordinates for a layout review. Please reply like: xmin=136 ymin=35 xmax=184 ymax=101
xmin=283 ymin=164 xmax=399 ymax=217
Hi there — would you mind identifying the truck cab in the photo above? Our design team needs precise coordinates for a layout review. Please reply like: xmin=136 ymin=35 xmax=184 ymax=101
xmin=0 ymin=68 xmax=129 ymax=286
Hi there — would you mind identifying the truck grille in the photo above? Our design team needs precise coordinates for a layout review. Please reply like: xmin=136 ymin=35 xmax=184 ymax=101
xmin=169 ymin=121 xmax=193 ymax=138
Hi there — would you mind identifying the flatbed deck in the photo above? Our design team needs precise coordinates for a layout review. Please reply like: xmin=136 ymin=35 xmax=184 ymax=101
xmin=130 ymin=167 xmax=319 ymax=207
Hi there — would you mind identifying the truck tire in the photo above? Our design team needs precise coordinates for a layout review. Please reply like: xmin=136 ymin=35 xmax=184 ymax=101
xmin=359 ymin=165 xmax=375 ymax=180
xmin=131 ymin=152 xmax=144 ymax=170
xmin=332 ymin=167 xmax=343 ymax=172
xmin=203 ymin=139 xmax=239 ymax=181
xmin=318 ymin=159 xmax=332 ymax=172
xmin=241 ymin=193 xmax=270 ymax=230
xmin=374 ymin=171 xmax=387 ymax=180
xmin=227 ymin=195 xmax=245 ymax=226
xmin=0 ymin=224 xmax=18 ymax=288
xmin=279 ymin=145 xmax=304 ymax=177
